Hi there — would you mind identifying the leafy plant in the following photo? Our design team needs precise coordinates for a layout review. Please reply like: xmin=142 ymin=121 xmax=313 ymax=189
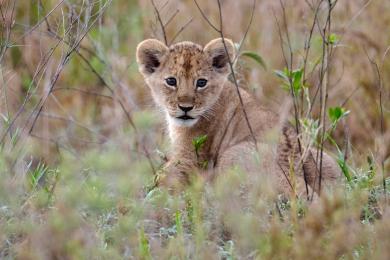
xmin=240 ymin=51 xmax=267 ymax=70
xmin=28 ymin=161 xmax=48 ymax=190
xmin=328 ymin=106 xmax=350 ymax=128
xmin=138 ymin=227 xmax=152 ymax=260
xmin=328 ymin=33 xmax=339 ymax=45
xmin=192 ymin=135 xmax=207 ymax=159
xmin=274 ymin=67 xmax=304 ymax=95
xmin=175 ymin=210 xmax=183 ymax=235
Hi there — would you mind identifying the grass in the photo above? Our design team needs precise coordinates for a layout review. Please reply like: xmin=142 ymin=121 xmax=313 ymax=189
xmin=0 ymin=0 xmax=389 ymax=259
xmin=0 ymin=145 xmax=389 ymax=258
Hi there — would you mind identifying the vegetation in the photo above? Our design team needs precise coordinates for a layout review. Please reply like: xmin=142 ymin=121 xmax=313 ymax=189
xmin=0 ymin=0 xmax=389 ymax=259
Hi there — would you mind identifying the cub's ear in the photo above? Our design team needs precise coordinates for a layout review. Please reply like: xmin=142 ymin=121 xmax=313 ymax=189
xmin=136 ymin=39 xmax=168 ymax=75
xmin=203 ymin=38 xmax=235 ymax=73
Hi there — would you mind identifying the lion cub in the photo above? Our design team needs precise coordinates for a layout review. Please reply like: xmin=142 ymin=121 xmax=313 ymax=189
xmin=136 ymin=38 xmax=340 ymax=196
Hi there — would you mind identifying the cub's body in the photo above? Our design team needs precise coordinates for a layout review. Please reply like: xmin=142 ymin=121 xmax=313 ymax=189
xmin=136 ymin=38 xmax=340 ymax=196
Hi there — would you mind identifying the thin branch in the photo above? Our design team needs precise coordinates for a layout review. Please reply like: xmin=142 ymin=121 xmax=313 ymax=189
xmin=213 ymin=107 xmax=239 ymax=167
xmin=41 ymin=5 xmax=156 ymax=175
xmin=150 ymin=0 xmax=168 ymax=45
xmin=364 ymin=48 xmax=387 ymax=198
xmin=163 ymin=8 xmax=179 ymax=27
xmin=18 ymin=0 xmax=66 ymax=41
xmin=159 ymin=0 xmax=170 ymax=11
xmin=52 ymin=87 xmax=113 ymax=99
xmin=192 ymin=0 xmax=258 ymax=150
xmin=26 ymin=0 xmax=113 ymax=137
xmin=0 ymin=0 xmax=17 ymax=64
xmin=233 ymin=0 xmax=256 ymax=63
xmin=277 ymin=161 xmax=296 ymax=195
xmin=39 ymin=112 xmax=108 ymax=141
xmin=193 ymin=0 xmax=220 ymax=32
xmin=273 ymin=3 xmax=310 ymax=199
xmin=169 ymin=18 xmax=193 ymax=45
xmin=38 ymin=0 xmax=52 ymax=32
xmin=0 ymin=28 xmax=68 ymax=144
xmin=30 ymin=133 xmax=77 ymax=156
xmin=317 ymin=0 xmax=334 ymax=197
xmin=216 ymin=0 xmax=258 ymax=149
xmin=279 ymin=0 xmax=293 ymax=74
xmin=302 ymin=1 xmax=322 ymax=87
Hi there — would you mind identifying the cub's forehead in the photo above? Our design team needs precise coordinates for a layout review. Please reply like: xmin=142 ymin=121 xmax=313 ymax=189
xmin=169 ymin=41 xmax=203 ymax=54
xmin=165 ymin=42 xmax=210 ymax=78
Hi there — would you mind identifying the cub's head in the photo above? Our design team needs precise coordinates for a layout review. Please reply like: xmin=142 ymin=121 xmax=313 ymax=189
xmin=136 ymin=38 xmax=235 ymax=127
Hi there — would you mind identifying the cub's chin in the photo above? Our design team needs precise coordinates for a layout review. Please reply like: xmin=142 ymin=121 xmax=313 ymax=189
xmin=168 ymin=115 xmax=199 ymax=127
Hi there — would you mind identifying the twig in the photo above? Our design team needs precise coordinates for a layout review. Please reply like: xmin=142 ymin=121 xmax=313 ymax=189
xmin=317 ymin=0 xmax=335 ymax=197
xmin=150 ymin=0 xmax=168 ymax=45
xmin=159 ymin=0 xmax=170 ymax=11
xmin=193 ymin=0 xmax=258 ymax=150
xmin=164 ymin=9 xmax=179 ymax=27
xmin=277 ymin=161 xmax=296 ymax=195
xmin=39 ymin=112 xmax=108 ymax=141
xmin=169 ymin=18 xmax=193 ymax=45
xmin=27 ymin=0 xmax=113 ymax=136
xmin=193 ymin=0 xmax=220 ymax=32
xmin=0 ymin=0 xmax=17 ymax=64
xmin=52 ymin=87 xmax=113 ymax=99
xmin=302 ymin=0 xmax=322 ymax=102
xmin=273 ymin=3 xmax=310 ymax=199
xmin=41 ymin=5 xmax=157 ymax=175
xmin=30 ymin=133 xmax=77 ymax=156
xmin=18 ymin=0 xmax=66 ymax=41
xmin=38 ymin=0 xmax=52 ymax=32
xmin=233 ymin=0 xmax=256 ymax=63
xmin=213 ymin=107 xmax=239 ymax=167
xmin=42 ymin=27 xmax=137 ymax=131
xmin=0 ymin=24 xmax=70 ymax=144
xmin=220 ymin=0 xmax=258 ymax=149
xmin=364 ymin=48 xmax=387 ymax=199
xmin=340 ymin=86 xmax=360 ymax=107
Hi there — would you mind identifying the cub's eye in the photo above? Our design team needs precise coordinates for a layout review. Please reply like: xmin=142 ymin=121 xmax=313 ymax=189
xmin=196 ymin=78 xmax=208 ymax=88
xmin=165 ymin=77 xmax=177 ymax=87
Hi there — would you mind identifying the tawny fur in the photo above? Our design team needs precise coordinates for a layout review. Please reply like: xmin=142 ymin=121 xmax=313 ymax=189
xmin=136 ymin=38 xmax=340 ymax=196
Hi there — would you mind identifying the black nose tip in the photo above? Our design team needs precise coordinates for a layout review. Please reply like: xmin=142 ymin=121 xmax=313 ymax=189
xmin=178 ymin=105 xmax=194 ymax=113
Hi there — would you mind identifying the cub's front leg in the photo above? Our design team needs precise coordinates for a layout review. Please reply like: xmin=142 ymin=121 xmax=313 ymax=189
xmin=155 ymin=155 xmax=198 ymax=190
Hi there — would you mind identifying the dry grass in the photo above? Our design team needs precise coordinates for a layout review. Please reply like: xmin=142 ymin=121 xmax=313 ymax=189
xmin=0 ymin=0 xmax=389 ymax=258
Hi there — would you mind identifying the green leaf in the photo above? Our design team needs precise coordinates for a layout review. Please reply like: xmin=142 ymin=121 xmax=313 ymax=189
xmin=328 ymin=33 xmax=339 ymax=45
xmin=328 ymin=106 xmax=350 ymax=125
xmin=192 ymin=135 xmax=208 ymax=157
xmin=241 ymin=51 xmax=267 ymax=70
xmin=29 ymin=162 xmax=48 ymax=189
xmin=274 ymin=69 xmax=289 ymax=82
xmin=292 ymin=68 xmax=303 ymax=93
xmin=274 ymin=68 xmax=303 ymax=94
xmin=175 ymin=210 xmax=183 ymax=235
xmin=138 ymin=228 xmax=151 ymax=260
xmin=337 ymin=155 xmax=352 ymax=182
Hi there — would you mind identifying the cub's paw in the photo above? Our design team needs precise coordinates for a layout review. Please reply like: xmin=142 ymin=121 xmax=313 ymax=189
xmin=154 ymin=162 xmax=189 ymax=192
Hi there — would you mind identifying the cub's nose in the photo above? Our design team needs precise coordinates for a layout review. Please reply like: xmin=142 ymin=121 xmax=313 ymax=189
xmin=178 ymin=105 xmax=194 ymax=113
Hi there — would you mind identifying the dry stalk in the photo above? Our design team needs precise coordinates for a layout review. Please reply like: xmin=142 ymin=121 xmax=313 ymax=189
xmin=273 ymin=1 xmax=310 ymax=199
xmin=365 ymin=49 xmax=387 ymax=200
xmin=150 ymin=0 xmax=168 ymax=45
xmin=193 ymin=0 xmax=259 ymax=151
xmin=150 ymin=0 xmax=193 ymax=46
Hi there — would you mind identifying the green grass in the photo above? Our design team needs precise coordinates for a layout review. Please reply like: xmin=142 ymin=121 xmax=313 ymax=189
xmin=0 ymin=145 xmax=389 ymax=258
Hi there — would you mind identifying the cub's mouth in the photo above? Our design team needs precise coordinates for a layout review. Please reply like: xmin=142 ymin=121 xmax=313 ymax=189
xmin=170 ymin=114 xmax=199 ymax=127
xmin=177 ymin=115 xmax=194 ymax=120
